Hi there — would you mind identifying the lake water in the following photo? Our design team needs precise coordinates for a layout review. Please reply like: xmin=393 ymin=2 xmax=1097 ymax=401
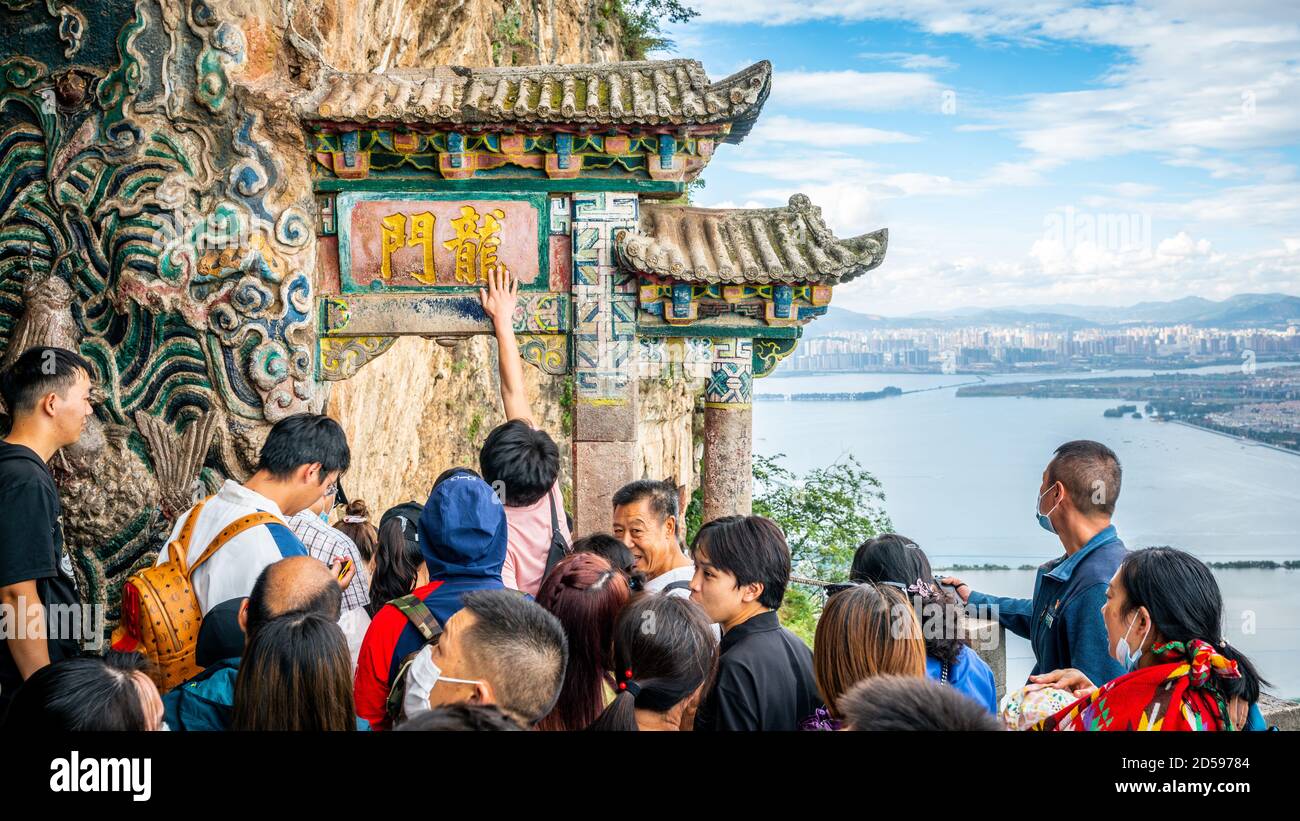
xmin=754 ymin=363 xmax=1300 ymax=698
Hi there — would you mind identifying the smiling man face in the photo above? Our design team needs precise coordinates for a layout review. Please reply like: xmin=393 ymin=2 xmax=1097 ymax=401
xmin=611 ymin=480 xmax=683 ymax=581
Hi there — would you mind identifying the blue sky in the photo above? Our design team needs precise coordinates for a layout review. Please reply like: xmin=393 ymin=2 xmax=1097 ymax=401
xmin=651 ymin=1 xmax=1300 ymax=316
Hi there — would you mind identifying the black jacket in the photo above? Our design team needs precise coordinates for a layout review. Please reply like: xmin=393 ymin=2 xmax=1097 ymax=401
xmin=694 ymin=610 xmax=821 ymax=731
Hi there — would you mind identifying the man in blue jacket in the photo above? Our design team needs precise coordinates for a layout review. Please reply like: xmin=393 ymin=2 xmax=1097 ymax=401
xmin=943 ymin=440 xmax=1127 ymax=689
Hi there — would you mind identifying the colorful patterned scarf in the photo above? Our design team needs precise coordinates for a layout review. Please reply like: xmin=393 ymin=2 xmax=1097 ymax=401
xmin=1032 ymin=639 xmax=1242 ymax=732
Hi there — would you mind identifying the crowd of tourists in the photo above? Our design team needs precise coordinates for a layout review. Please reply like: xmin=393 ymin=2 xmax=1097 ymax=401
xmin=0 ymin=269 xmax=1273 ymax=731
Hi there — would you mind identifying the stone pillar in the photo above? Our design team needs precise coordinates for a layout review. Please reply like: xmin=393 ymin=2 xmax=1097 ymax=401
xmin=969 ymin=620 xmax=1007 ymax=701
xmin=570 ymin=192 xmax=640 ymax=536
xmin=702 ymin=337 xmax=753 ymax=522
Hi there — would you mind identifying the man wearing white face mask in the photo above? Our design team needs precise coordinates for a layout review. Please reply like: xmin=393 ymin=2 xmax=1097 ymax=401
xmin=395 ymin=589 xmax=568 ymax=730
xmin=942 ymin=440 xmax=1127 ymax=689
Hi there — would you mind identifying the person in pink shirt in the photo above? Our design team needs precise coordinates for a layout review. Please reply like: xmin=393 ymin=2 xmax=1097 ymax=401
xmin=477 ymin=266 xmax=571 ymax=597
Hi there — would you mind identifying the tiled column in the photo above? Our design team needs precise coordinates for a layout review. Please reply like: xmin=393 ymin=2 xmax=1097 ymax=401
xmin=702 ymin=337 xmax=753 ymax=522
xmin=570 ymin=192 xmax=640 ymax=536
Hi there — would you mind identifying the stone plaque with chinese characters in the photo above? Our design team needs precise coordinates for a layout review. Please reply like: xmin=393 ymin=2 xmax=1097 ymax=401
xmin=339 ymin=194 xmax=545 ymax=291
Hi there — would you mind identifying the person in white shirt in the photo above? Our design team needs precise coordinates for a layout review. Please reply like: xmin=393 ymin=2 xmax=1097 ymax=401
xmin=155 ymin=413 xmax=355 ymax=614
xmin=288 ymin=487 xmax=371 ymax=669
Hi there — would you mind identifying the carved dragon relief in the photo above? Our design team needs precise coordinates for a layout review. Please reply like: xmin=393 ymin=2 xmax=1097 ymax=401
xmin=0 ymin=1 xmax=320 ymax=637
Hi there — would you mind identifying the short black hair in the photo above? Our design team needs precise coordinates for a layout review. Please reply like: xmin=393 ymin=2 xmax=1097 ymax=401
xmin=1 ymin=651 xmax=154 ymax=731
xmin=611 ymin=479 xmax=678 ymax=523
xmin=460 ymin=589 xmax=568 ymax=726
xmin=0 ymin=345 xmax=93 ymax=416
xmin=479 ymin=420 xmax=559 ymax=506
xmin=571 ymin=532 xmax=643 ymax=588
xmin=690 ymin=515 xmax=790 ymax=609
xmin=396 ymin=703 xmax=524 ymax=731
xmin=1048 ymin=440 xmax=1121 ymax=516
xmin=245 ymin=559 xmax=342 ymax=637
xmin=838 ymin=675 xmax=1003 ymax=732
xmin=256 ymin=413 xmax=350 ymax=479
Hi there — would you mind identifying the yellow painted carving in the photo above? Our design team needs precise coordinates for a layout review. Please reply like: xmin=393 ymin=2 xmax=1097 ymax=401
xmin=380 ymin=213 xmax=405 ymax=280
xmin=380 ymin=212 xmax=438 ymax=282
xmin=443 ymin=205 xmax=506 ymax=285
xmin=408 ymin=212 xmax=437 ymax=284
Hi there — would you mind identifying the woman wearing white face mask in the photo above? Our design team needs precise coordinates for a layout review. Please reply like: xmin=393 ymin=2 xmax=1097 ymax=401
xmin=1025 ymin=547 xmax=1270 ymax=731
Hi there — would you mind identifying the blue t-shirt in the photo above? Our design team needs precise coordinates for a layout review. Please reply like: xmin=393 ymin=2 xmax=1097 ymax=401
xmin=926 ymin=645 xmax=999 ymax=714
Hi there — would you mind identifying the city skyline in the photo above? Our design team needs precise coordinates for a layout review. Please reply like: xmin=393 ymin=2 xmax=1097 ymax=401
xmin=787 ymin=322 xmax=1300 ymax=374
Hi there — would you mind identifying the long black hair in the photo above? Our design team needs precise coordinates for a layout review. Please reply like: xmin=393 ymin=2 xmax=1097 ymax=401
xmin=231 ymin=613 xmax=356 ymax=731
xmin=1117 ymin=547 xmax=1267 ymax=706
xmin=850 ymin=533 xmax=965 ymax=666
xmin=1 ymin=651 xmax=155 ymax=731
xmin=368 ymin=508 xmax=425 ymax=617
xmin=587 ymin=594 xmax=717 ymax=731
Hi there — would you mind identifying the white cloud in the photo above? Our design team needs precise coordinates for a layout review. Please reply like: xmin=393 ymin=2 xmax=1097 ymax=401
xmin=682 ymin=2 xmax=1300 ymax=313
xmin=726 ymin=152 xmax=882 ymax=184
xmin=857 ymin=51 xmax=957 ymax=70
xmin=745 ymin=114 xmax=920 ymax=147
xmin=690 ymin=2 xmax=1300 ymax=179
xmin=749 ymin=182 xmax=883 ymax=235
xmin=836 ymin=237 xmax=1300 ymax=316
xmin=1156 ymin=232 xmax=1213 ymax=259
xmin=1107 ymin=182 xmax=1161 ymax=198
xmin=698 ymin=199 xmax=774 ymax=210
xmin=771 ymin=70 xmax=946 ymax=112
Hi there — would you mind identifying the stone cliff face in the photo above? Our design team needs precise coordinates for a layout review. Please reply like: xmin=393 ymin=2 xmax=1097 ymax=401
xmin=324 ymin=335 xmax=572 ymax=512
xmin=291 ymin=0 xmax=624 ymax=71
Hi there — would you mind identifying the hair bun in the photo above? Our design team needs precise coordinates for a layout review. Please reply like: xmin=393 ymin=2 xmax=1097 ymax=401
xmin=346 ymin=499 xmax=369 ymax=518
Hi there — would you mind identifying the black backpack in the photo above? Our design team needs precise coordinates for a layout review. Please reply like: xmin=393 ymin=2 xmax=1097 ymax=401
xmin=383 ymin=594 xmax=443 ymax=725
xmin=541 ymin=486 xmax=571 ymax=578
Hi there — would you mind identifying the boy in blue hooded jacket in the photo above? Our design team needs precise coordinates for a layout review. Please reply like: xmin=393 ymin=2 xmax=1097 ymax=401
xmin=353 ymin=469 xmax=508 ymax=730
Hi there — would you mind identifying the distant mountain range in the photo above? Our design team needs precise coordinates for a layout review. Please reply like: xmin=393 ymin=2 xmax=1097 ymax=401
xmin=809 ymin=293 xmax=1300 ymax=335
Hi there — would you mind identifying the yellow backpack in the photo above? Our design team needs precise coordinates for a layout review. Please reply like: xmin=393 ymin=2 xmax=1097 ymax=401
xmin=111 ymin=497 xmax=279 ymax=692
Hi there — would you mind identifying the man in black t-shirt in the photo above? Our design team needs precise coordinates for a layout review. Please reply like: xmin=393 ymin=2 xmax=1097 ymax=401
xmin=0 ymin=346 xmax=95 ymax=713
xmin=688 ymin=515 xmax=822 ymax=731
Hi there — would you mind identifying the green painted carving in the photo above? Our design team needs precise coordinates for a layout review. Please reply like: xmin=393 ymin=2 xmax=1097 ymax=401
xmin=0 ymin=1 xmax=317 ymax=638
xmin=752 ymin=337 xmax=799 ymax=378
xmin=518 ymin=333 xmax=568 ymax=375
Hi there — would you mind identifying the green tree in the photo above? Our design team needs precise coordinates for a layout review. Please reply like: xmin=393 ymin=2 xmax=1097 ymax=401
xmin=755 ymin=453 xmax=891 ymax=644
xmin=599 ymin=0 xmax=699 ymax=60
xmin=753 ymin=453 xmax=892 ymax=584
xmin=685 ymin=453 xmax=892 ymax=645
